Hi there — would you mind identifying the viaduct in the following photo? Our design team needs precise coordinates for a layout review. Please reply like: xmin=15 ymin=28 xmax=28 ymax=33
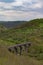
xmin=8 ymin=42 xmax=31 ymax=55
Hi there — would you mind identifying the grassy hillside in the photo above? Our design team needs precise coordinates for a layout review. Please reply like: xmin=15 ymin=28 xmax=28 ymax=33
xmin=0 ymin=18 xmax=43 ymax=65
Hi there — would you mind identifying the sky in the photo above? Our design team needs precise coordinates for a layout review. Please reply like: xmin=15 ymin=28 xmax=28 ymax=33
xmin=0 ymin=0 xmax=43 ymax=21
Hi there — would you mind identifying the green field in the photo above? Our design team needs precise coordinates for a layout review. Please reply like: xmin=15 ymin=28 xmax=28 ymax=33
xmin=0 ymin=18 xmax=43 ymax=65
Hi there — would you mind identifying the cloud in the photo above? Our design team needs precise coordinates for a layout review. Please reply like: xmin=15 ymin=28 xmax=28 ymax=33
xmin=0 ymin=0 xmax=43 ymax=21
xmin=0 ymin=0 xmax=43 ymax=10
xmin=0 ymin=9 xmax=43 ymax=21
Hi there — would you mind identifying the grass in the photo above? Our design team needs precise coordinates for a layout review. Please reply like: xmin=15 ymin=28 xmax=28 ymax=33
xmin=0 ymin=45 xmax=43 ymax=65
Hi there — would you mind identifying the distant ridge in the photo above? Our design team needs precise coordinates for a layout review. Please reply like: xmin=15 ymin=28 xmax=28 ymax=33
xmin=0 ymin=18 xmax=43 ymax=28
xmin=0 ymin=21 xmax=26 ymax=28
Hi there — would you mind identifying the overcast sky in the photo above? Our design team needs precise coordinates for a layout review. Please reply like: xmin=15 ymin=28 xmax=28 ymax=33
xmin=0 ymin=0 xmax=43 ymax=21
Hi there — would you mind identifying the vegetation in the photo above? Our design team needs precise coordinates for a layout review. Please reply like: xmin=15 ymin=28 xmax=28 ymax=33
xmin=0 ymin=18 xmax=43 ymax=65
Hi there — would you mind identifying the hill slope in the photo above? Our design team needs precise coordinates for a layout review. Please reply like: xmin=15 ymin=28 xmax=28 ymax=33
xmin=0 ymin=18 xmax=43 ymax=65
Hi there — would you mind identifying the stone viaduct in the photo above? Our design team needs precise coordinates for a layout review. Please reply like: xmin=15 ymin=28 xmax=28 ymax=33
xmin=8 ymin=42 xmax=31 ymax=55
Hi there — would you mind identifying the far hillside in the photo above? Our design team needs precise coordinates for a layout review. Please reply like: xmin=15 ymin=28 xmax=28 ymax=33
xmin=0 ymin=21 xmax=26 ymax=28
